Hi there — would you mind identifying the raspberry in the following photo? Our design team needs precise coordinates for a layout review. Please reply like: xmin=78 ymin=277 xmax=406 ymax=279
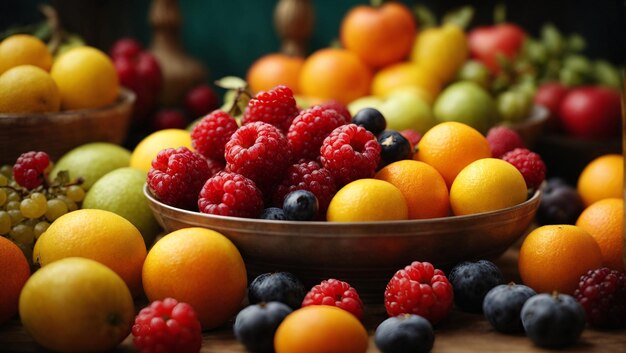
xmin=206 ymin=157 xmax=225 ymax=176
xmin=384 ymin=261 xmax=454 ymax=325
xmin=320 ymin=124 xmax=381 ymax=187
xmin=198 ymin=171 xmax=264 ymax=218
xmin=242 ymin=85 xmax=300 ymax=132
xmin=486 ymin=126 xmax=526 ymax=158
xmin=225 ymin=122 xmax=292 ymax=193
xmin=191 ymin=110 xmax=239 ymax=161
xmin=147 ymin=147 xmax=211 ymax=210
xmin=501 ymin=148 xmax=546 ymax=190
xmin=302 ymin=278 xmax=364 ymax=319
xmin=132 ymin=297 xmax=202 ymax=353
xmin=319 ymin=100 xmax=352 ymax=124
xmin=287 ymin=106 xmax=347 ymax=161
xmin=273 ymin=160 xmax=336 ymax=213
xmin=574 ymin=267 xmax=626 ymax=328
xmin=13 ymin=151 xmax=50 ymax=189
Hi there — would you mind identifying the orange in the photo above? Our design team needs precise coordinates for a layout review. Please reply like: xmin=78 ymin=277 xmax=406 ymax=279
xmin=414 ymin=121 xmax=492 ymax=187
xmin=33 ymin=209 xmax=147 ymax=297
xmin=274 ymin=305 xmax=369 ymax=353
xmin=340 ymin=2 xmax=416 ymax=69
xmin=577 ymin=154 xmax=623 ymax=206
xmin=299 ymin=48 xmax=372 ymax=105
xmin=575 ymin=198 xmax=624 ymax=271
xmin=326 ymin=179 xmax=408 ymax=222
xmin=375 ymin=160 xmax=449 ymax=219
xmin=519 ymin=224 xmax=603 ymax=294
xmin=0 ymin=236 xmax=30 ymax=325
xmin=0 ymin=65 xmax=61 ymax=113
xmin=0 ymin=34 xmax=52 ymax=75
xmin=142 ymin=227 xmax=247 ymax=330
xmin=129 ymin=128 xmax=193 ymax=172
xmin=246 ymin=53 xmax=304 ymax=94
xmin=371 ymin=62 xmax=441 ymax=100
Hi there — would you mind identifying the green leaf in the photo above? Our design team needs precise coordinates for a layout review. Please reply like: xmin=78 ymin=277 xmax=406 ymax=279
xmin=493 ymin=3 xmax=507 ymax=24
xmin=214 ymin=76 xmax=248 ymax=91
xmin=413 ymin=4 xmax=437 ymax=29
xmin=442 ymin=6 xmax=474 ymax=30
xmin=53 ymin=170 xmax=70 ymax=186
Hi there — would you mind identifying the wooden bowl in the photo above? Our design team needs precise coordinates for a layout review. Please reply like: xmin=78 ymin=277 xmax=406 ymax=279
xmin=144 ymin=185 xmax=541 ymax=302
xmin=0 ymin=88 xmax=135 ymax=164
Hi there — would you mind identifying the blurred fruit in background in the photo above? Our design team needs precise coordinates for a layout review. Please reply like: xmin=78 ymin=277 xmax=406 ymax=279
xmin=433 ymin=81 xmax=498 ymax=134
xmin=557 ymin=86 xmax=621 ymax=139
xmin=468 ymin=23 xmax=526 ymax=74
xmin=0 ymin=65 xmax=60 ymax=114
xmin=151 ymin=108 xmax=187 ymax=131
xmin=184 ymin=83 xmax=219 ymax=119
xmin=411 ymin=23 xmax=468 ymax=84
xmin=371 ymin=62 xmax=440 ymax=100
xmin=246 ymin=53 xmax=304 ymax=95
xmin=0 ymin=34 xmax=52 ymax=74
xmin=576 ymin=154 xmax=623 ymax=207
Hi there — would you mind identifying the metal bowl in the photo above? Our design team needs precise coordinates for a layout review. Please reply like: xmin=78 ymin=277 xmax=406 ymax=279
xmin=145 ymin=185 xmax=540 ymax=302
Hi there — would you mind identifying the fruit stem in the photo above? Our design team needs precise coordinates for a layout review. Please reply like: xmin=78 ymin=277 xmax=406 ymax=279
xmin=370 ymin=0 xmax=383 ymax=8
xmin=39 ymin=4 xmax=63 ymax=55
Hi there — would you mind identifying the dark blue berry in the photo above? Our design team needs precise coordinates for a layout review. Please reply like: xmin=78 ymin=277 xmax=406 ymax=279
xmin=249 ymin=272 xmax=307 ymax=310
xmin=259 ymin=207 xmax=286 ymax=220
xmin=377 ymin=130 xmax=412 ymax=169
xmin=375 ymin=314 xmax=435 ymax=353
xmin=521 ymin=293 xmax=586 ymax=348
xmin=233 ymin=301 xmax=292 ymax=353
xmin=352 ymin=107 xmax=386 ymax=135
xmin=448 ymin=260 xmax=504 ymax=312
xmin=282 ymin=189 xmax=318 ymax=221
xmin=482 ymin=283 xmax=536 ymax=333
xmin=536 ymin=178 xmax=584 ymax=225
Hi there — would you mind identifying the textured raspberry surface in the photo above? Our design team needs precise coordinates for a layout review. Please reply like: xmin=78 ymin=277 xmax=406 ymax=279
xmin=574 ymin=267 xmax=626 ymax=328
xmin=320 ymin=124 xmax=381 ymax=187
xmin=319 ymin=100 xmax=352 ymax=124
xmin=13 ymin=151 xmax=50 ymax=189
xmin=273 ymin=160 xmax=336 ymax=213
xmin=191 ymin=110 xmax=239 ymax=161
xmin=486 ymin=126 xmax=526 ymax=158
xmin=198 ymin=171 xmax=264 ymax=218
xmin=288 ymin=105 xmax=347 ymax=161
xmin=147 ymin=147 xmax=211 ymax=210
xmin=132 ymin=298 xmax=202 ymax=353
xmin=384 ymin=261 xmax=454 ymax=325
xmin=501 ymin=148 xmax=546 ymax=190
xmin=302 ymin=278 xmax=364 ymax=319
xmin=241 ymin=85 xmax=300 ymax=132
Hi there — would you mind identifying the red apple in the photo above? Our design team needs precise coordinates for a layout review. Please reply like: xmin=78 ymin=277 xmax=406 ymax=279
xmin=152 ymin=109 xmax=187 ymax=131
xmin=534 ymin=82 xmax=569 ymax=118
xmin=468 ymin=23 xmax=526 ymax=73
xmin=185 ymin=84 xmax=219 ymax=119
xmin=558 ymin=86 xmax=621 ymax=139
xmin=109 ymin=38 xmax=142 ymax=60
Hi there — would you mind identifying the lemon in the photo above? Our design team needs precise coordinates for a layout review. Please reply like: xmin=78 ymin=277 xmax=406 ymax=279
xmin=327 ymin=178 xmax=408 ymax=222
xmin=371 ymin=62 xmax=441 ymax=100
xmin=130 ymin=129 xmax=193 ymax=172
xmin=0 ymin=65 xmax=60 ymax=113
xmin=0 ymin=34 xmax=52 ymax=75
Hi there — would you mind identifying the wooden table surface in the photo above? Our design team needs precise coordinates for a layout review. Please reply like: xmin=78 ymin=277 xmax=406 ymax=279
xmin=1 ymin=245 xmax=625 ymax=353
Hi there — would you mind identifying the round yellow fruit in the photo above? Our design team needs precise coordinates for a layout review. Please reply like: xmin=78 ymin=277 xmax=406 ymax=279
xmin=327 ymin=178 xmax=408 ymax=222
xmin=0 ymin=65 xmax=60 ymax=113
xmin=371 ymin=62 xmax=441 ymax=100
xmin=130 ymin=128 xmax=193 ymax=172
xmin=0 ymin=34 xmax=52 ymax=75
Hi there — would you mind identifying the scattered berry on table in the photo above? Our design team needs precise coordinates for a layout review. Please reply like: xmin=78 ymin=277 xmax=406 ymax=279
xmin=448 ymin=260 xmax=504 ymax=313
xmin=191 ymin=110 xmax=239 ymax=162
xmin=198 ymin=171 xmax=264 ymax=218
xmin=319 ymin=99 xmax=352 ymax=123
xmin=273 ymin=160 xmax=336 ymax=214
xmin=259 ymin=207 xmax=286 ymax=220
xmin=486 ymin=126 xmax=525 ymax=158
xmin=287 ymin=105 xmax=347 ymax=161
xmin=351 ymin=107 xmax=387 ymax=136
xmin=375 ymin=314 xmax=435 ymax=353
xmin=233 ymin=301 xmax=293 ymax=353
xmin=377 ymin=130 xmax=413 ymax=169
xmin=302 ymin=278 xmax=364 ymax=319
xmin=13 ymin=151 xmax=50 ymax=189
xmin=248 ymin=272 xmax=307 ymax=310
xmin=574 ymin=267 xmax=626 ymax=329
xmin=482 ymin=283 xmax=537 ymax=333
xmin=242 ymin=85 xmax=300 ymax=132
xmin=501 ymin=148 xmax=546 ymax=190
xmin=282 ymin=190 xmax=319 ymax=221
xmin=536 ymin=178 xmax=584 ymax=225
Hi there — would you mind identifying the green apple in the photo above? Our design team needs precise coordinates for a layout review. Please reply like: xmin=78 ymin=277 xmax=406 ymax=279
xmin=433 ymin=81 xmax=498 ymax=134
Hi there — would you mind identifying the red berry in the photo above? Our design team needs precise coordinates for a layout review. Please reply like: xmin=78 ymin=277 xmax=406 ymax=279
xmin=13 ymin=151 xmax=50 ymax=189
xmin=191 ymin=110 xmax=239 ymax=162
xmin=113 ymin=56 xmax=139 ymax=90
xmin=501 ymin=148 xmax=546 ymax=190
xmin=152 ymin=109 xmax=187 ymax=131
xmin=302 ymin=279 xmax=364 ymax=319
xmin=574 ymin=267 xmax=626 ymax=328
xmin=399 ymin=129 xmax=423 ymax=151
xmin=185 ymin=84 xmax=220 ymax=118
xmin=198 ymin=171 xmax=264 ymax=218
xmin=384 ymin=261 xmax=454 ymax=325
xmin=287 ymin=105 xmax=347 ymax=161
xmin=320 ymin=124 xmax=381 ymax=187
xmin=486 ymin=126 xmax=526 ymax=158
xmin=242 ymin=85 xmax=300 ymax=132
xmin=132 ymin=297 xmax=202 ymax=353
xmin=136 ymin=52 xmax=162 ymax=91
xmin=319 ymin=100 xmax=352 ymax=123
xmin=110 ymin=38 xmax=143 ymax=59
xmin=273 ymin=160 xmax=336 ymax=214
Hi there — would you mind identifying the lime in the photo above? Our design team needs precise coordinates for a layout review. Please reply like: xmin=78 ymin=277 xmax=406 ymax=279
xmin=433 ymin=81 xmax=498 ymax=134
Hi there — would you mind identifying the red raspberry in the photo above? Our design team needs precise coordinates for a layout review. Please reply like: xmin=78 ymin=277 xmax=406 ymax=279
xmin=198 ymin=171 xmax=264 ymax=218
xmin=320 ymin=124 xmax=381 ymax=187
xmin=288 ymin=105 xmax=347 ymax=161
xmin=319 ymin=100 xmax=352 ymax=124
xmin=302 ymin=278 xmax=364 ymax=319
xmin=486 ymin=126 xmax=526 ymax=158
xmin=273 ymin=160 xmax=336 ymax=214
xmin=132 ymin=297 xmax=202 ymax=353
xmin=384 ymin=261 xmax=454 ymax=325
xmin=501 ymin=148 xmax=546 ymax=190
xmin=13 ymin=151 xmax=50 ymax=189
xmin=574 ymin=267 xmax=626 ymax=328
xmin=206 ymin=157 xmax=225 ymax=176
xmin=147 ymin=147 xmax=211 ymax=210
xmin=191 ymin=110 xmax=239 ymax=162
xmin=242 ymin=85 xmax=300 ymax=132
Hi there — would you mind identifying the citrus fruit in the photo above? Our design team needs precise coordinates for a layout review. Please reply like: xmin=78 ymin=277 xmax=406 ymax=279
xmin=371 ymin=62 xmax=441 ymax=100
xmin=33 ymin=209 xmax=147 ymax=296
xmin=378 ymin=87 xmax=436 ymax=134
xmin=0 ymin=34 xmax=52 ymax=75
xmin=411 ymin=24 xmax=469 ymax=83
xmin=0 ymin=65 xmax=60 ymax=113
xmin=375 ymin=160 xmax=449 ymax=219
xmin=326 ymin=178 xmax=408 ymax=222
xmin=247 ymin=53 xmax=304 ymax=94
xmin=575 ymin=198 xmax=624 ymax=271
xmin=577 ymin=154 xmax=623 ymax=206
xmin=50 ymin=142 xmax=131 ymax=190
xmin=0 ymin=236 xmax=30 ymax=325
xmin=433 ymin=81 xmax=498 ymax=134
xmin=450 ymin=158 xmax=527 ymax=216
xmin=51 ymin=46 xmax=119 ymax=110
xmin=142 ymin=227 xmax=247 ymax=330
xmin=129 ymin=128 xmax=193 ymax=172
xmin=518 ymin=225 xmax=603 ymax=294
xmin=414 ymin=121 xmax=492 ymax=187
xmin=274 ymin=305 xmax=369 ymax=353
xmin=82 ymin=167 xmax=161 ymax=247
xmin=299 ymin=48 xmax=372 ymax=105
xmin=19 ymin=257 xmax=134 ymax=353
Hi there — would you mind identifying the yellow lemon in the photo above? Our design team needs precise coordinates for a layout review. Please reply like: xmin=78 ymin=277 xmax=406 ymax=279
xmin=371 ymin=62 xmax=441 ymax=99
xmin=130 ymin=128 xmax=193 ymax=172
xmin=0 ymin=65 xmax=60 ymax=113
xmin=327 ymin=178 xmax=408 ymax=222
xmin=411 ymin=24 xmax=469 ymax=83
xmin=0 ymin=34 xmax=52 ymax=75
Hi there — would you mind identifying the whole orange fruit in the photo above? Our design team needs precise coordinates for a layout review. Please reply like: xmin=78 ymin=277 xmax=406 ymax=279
xmin=0 ymin=34 xmax=52 ymax=75
xmin=340 ymin=2 xmax=417 ymax=69
xmin=274 ymin=305 xmax=369 ymax=353
xmin=519 ymin=224 xmax=603 ymax=294
xmin=326 ymin=178 xmax=408 ymax=222
xmin=142 ymin=227 xmax=247 ymax=330
xmin=247 ymin=53 xmax=304 ymax=94
xmin=577 ymin=154 xmax=623 ymax=207
xmin=0 ymin=236 xmax=30 ymax=325
xmin=575 ymin=198 xmax=624 ymax=271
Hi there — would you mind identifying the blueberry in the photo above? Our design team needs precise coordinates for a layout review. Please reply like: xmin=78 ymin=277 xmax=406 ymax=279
xmin=233 ymin=302 xmax=292 ymax=353
xmin=448 ymin=260 xmax=504 ymax=312
xmin=248 ymin=272 xmax=307 ymax=310
xmin=352 ymin=107 xmax=387 ymax=135
xmin=377 ymin=130 xmax=412 ymax=169
xmin=259 ymin=207 xmax=286 ymax=220
xmin=482 ymin=283 xmax=536 ymax=333
xmin=282 ymin=190 xmax=318 ymax=221
xmin=375 ymin=314 xmax=435 ymax=353
xmin=521 ymin=293 xmax=586 ymax=348
xmin=536 ymin=178 xmax=584 ymax=225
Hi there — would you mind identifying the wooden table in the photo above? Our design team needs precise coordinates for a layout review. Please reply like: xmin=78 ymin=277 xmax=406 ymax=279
xmin=1 ymin=246 xmax=625 ymax=353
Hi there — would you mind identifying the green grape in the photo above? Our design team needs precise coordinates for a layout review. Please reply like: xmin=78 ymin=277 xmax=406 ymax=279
xmin=10 ymin=224 xmax=35 ymax=247
xmin=497 ymin=90 xmax=533 ymax=123
xmin=564 ymin=55 xmax=592 ymax=75
xmin=0 ymin=211 xmax=10 ymax=234
xmin=20 ymin=198 xmax=46 ymax=219
xmin=541 ymin=23 xmax=564 ymax=56
xmin=6 ymin=200 xmax=20 ymax=211
xmin=0 ymin=188 xmax=6 ymax=207
xmin=0 ymin=165 xmax=11 ymax=178
xmin=34 ymin=221 xmax=50 ymax=239
xmin=56 ymin=195 xmax=77 ymax=212
xmin=567 ymin=33 xmax=586 ymax=53
xmin=46 ymin=198 xmax=69 ymax=222
xmin=8 ymin=209 xmax=24 ymax=226
xmin=7 ymin=191 xmax=20 ymax=203
xmin=0 ymin=174 xmax=8 ymax=186
xmin=66 ymin=185 xmax=86 ymax=203
xmin=559 ymin=67 xmax=585 ymax=87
